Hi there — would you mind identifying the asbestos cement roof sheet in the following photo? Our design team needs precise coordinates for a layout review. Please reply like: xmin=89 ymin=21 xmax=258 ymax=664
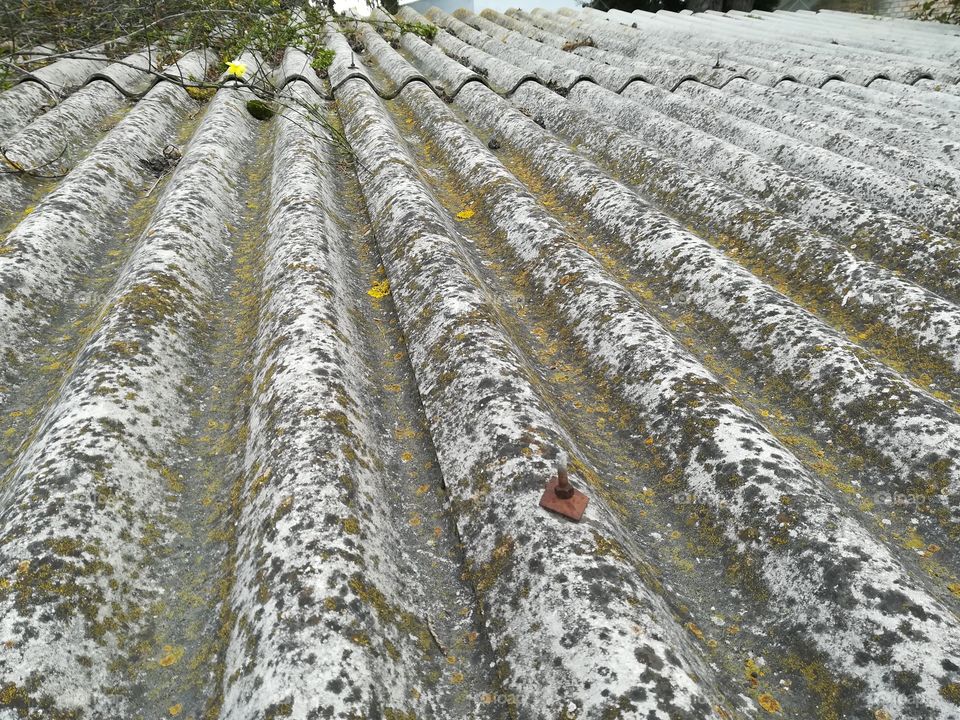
xmin=1 ymin=6 xmax=960 ymax=720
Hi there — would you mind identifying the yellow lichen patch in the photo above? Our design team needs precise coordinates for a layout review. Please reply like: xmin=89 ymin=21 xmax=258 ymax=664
xmin=874 ymin=710 xmax=892 ymax=720
xmin=473 ymin=535 xmax=515 ymax=593
xmin=450 ymin=671 xmax=465 ymax=684
xmin=745 ymin=658 xmax=765 ymax=686
xmin=758 ymin=694 xmax=781 ymax=713
xmin=169 ymin=703 xmax=183 ymax=716
xmin=248 ymin=468 xmax=272 ymax=499
xmin=948 ymin=582 xmax=960 ymax=598
xmin=593 ymin=532 xmax=626 ymax=561
xmin=415 ymin=483 xmax=430 ymax=496
xmin=400 ymin=451 xmax=413 ymax=463
xmin=408 ymin=514 xmax=422 ymax=528
xmin=899 ymin=527 xmax=928 ymax=553
xmin=273 ymin=495 xmax=293 ymax=522
xmin=455 ymin=209 xmax=475 ymax=220
xmin=158 ymin=644 xmax=184 ymax=667
xmin=0 ymin=683 xmax=24 ymax=705
xmin=368 ymin=280 xmax=390 ymax=299
xmin=685 ymin=622 xmax=705 ymax=642
xmin=941 ymin=682 xmax=960 ymax=705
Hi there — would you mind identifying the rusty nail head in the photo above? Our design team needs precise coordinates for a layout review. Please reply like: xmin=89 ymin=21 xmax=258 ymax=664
xmin=540 ymin=461 xmax=589 ymax=522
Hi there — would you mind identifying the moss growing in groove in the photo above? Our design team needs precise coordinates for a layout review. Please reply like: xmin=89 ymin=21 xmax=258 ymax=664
xmin=246 ymin=99 xmax=276 ymax=121
xmin=781 ymin=651 xmax=857 ymax=720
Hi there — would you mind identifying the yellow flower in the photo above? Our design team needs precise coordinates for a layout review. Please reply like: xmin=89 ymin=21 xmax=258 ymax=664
xmin=225 ymin=61 xmax=247 ymax=78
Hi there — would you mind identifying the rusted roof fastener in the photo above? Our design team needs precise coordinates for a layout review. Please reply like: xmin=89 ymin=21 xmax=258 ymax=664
xmin=540 ymin=461 xmax=589 ymax=522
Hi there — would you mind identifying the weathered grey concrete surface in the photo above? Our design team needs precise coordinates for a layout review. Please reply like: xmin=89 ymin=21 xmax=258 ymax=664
xmin=1 ymin=7 xmax=960 ymax=720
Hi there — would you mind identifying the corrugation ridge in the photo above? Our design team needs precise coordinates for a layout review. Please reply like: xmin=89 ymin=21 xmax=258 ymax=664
xmin=726 ymin=10 xmax=960 ymax=77
xmin=774 ymin=77 xmax=960 ymax=141
xmin=449 ymin=9 xmax=604 ymax=92
xmin=675 ymin=79 xmax=960 ymax=195
xmin=0 ymin=51 xmax=205 ymax=210
xmin=330 ymin=27 xmax=748 ymax=720
xmin=730 ymin=78 xmax=960 ymax=165
xmin=658 ymin=9 xmax=956 ymax=85
xmin=408 ymin=49 xmax=960 ymax=523
xmin=506 ymin=80 xmax=960 ymax=383
xmin=822 ymin=78 xmax=960 ymax=128
xmin=435 ymin=6 xmax=960 ymax=248
xmin=0 ymin=69 xmax=202 ymax=402
xmin=544 ymin=8 xmax=823 ymax=87
xmin=615 ymin=79 xmax=960 ymax=234
xmin=505 ymin=8 xmax=741 ymax=90
xmin=591 ymin=8 xmax=848 ymax=87
xmin=0 ymin=85 xmax=257 ymax=716
xmin=218 ymin=73 xmax=497 ymax=719
xmin=368 ymin=28 xmax=960 ymax=719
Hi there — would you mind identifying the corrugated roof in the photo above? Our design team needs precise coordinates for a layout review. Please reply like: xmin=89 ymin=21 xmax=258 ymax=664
xmin=1 ymin=6 xmax=960 ymax=719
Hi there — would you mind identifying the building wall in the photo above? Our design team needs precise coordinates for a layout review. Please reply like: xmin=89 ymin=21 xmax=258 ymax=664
xmin=815 ymin=0 xmax=951 ymax=18
xmin=874 ymin=0 xmax=919 ymax=17
xmin=403 ymin=0 xmax=475 ymax=14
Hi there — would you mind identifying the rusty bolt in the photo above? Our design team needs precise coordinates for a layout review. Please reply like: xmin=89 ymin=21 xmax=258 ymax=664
xmin=554 ymin=464 xmax=575 ymax=499
xmin=539 ymin=454 xmax=589 ymax=522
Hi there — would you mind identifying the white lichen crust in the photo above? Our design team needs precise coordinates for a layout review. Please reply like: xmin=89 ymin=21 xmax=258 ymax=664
xmin=0 ymin=83 xmax=255 ymax=715
xmin=1 ymin=7 xmax=960 ymax=719
xmin=377 ymin=13 xmax=960 ymax=719
xmin=329 ymin=29 xmax=751 ymax=720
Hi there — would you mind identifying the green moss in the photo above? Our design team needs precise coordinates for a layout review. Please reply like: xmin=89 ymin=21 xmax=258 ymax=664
xmin=781 ymin=652 xmax=853 ymax=720
xmin=246 ymin=99 xmax=276 ymax=121
xmin=186 ymin=86 xmax=216 ymax=102
xmin=941 ymin=682 xmax=960 ymax=705
xmin=472 ymin=535 xmax=514 ymax=594
xmin=114 ymin=270 xmax=195 ymax=326
xmin=384 ymin=708 xmax=417 ymax=720
xmin=2 ymin=544 xmax=122 ymax=643
xmin=264 ymin=701 xmax=294 ymax=718
xmin=342 ymin=516 xmax=360 ymax=534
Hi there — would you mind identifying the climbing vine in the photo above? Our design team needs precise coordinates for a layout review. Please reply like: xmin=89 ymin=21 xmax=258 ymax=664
xmin=0 ymin=0 xmax=436 ymax=176
xmin=913 ymin=0 xmax=960 ymax=24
